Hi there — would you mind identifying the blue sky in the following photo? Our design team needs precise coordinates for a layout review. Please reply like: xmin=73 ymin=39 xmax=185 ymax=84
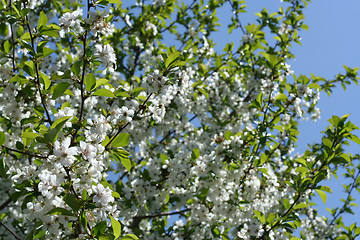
xmin=292 ymin=0 xmax=360 ymax=226
xmin=216 ymin=0 xmax=360 ymax=227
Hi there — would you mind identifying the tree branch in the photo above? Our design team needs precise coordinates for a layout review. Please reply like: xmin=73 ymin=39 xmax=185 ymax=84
xmin=105 ymin=93 xmax=153 ymax=150
xmin=0 ymin=219 xmax=21 ymax=240
xmin=3 ymin=146 xmax=47 ymax=159
xmin=132 ymin=208 xmax=189 ymax=229
xmin=25 ymin=19 xmax=52 ymax=125
xmin=0 ymin=198 xmax=12 ymax=212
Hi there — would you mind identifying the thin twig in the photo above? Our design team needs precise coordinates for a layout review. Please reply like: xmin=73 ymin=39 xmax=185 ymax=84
xmin=0 ymin=198 xmax=12 ymax=212
xmin=71 ymin=0 xmax=92 ymax=146
xmin=3 ymin=146 xmax=47 ymax=159
xmin=25 ymin=19 xmax=53 ymax=124
xmin=0 ymin=219 xmax=21 ymax=240
xmin=329 ymin=165 xmax=360 ymax=225
xmin=105 ymin=93 xmax=153 ymax=149
xmin=136 ymin=208 xmax=189 ymax=219
xmin=9 ymin=0 xmax=16 ymax=73
xmin=227 ymin=0 xmax=246 ymax=35
xmin=132 ymin=208 xmax=189 ymax=229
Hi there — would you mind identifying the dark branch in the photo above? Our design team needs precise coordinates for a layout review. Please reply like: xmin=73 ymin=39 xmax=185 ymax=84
xmin=25 ymin=19 xmax=52 ymax=125
xmin=3 ymin=146 xmax=47 ymax=159
xmin=132 ymin=209 xmax=189 ymax=229
xmin=0 ymin=219 xmax=21 ymax=240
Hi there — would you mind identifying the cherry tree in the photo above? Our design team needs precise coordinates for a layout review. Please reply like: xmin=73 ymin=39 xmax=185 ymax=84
xmin=0 ymin=0 xmax=360 ymax=239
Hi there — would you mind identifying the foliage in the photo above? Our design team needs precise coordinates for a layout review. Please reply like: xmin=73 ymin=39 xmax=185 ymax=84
xmin=0 ymin=0 xmax=359 ymax=239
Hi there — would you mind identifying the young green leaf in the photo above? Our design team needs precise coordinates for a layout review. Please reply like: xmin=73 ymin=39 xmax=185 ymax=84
xmin=79 ymin=211 xmax=88 ymax=230
xmin=37 ymin=11 xmax=48 ymax=30
xmin=111 ymin=133 xmax=130 ymax=148
xmin=165 ymin=52 xmax=180 ymax=68
xmin=52 ymin=82 xmax=70 ymax=99
xmin=99 ymin=234 xmax=112 ymax=240
xmin=253 ymin=210 xmax=265 ymax=224
xmin=40 ymin=72 xmax=51 ymax=90
xmin=293 ymin=202 xmax=307 ymax=210
xmin=93 ymin=89 xmax=115 ymax=98
xmin=47 ymin=207 xmax=74 ymax=216
xmin=0 ymin=132 xmax=5 ymax=146
xmin=120 ymin=156 xmax=132 ymax=172
xmin=315 ymin=189 xmax=327 ymax=204
xmin=85 ymin=73 xmax=96 ymax=92
xmin=121 ymin=234 xmax=139 ymax=240
xmin=63 ymin=194 xmax=80 ymax=212
xmin=110 ymin=215 xmax=121 ymax=239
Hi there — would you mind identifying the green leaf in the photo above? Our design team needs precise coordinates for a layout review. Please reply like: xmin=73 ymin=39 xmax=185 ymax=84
xmin=99 ymin=234 xmax=112 ymax=240
xmin=275 ymin=93 xmax=287 ymax=102
xmin=47 ymin=207 xmax=74 ymax=216
xmin=307 ymin=83 xmax=321 ymax=90
xmin=132 ymin=87 xmax=147 ymax=93
xmin=120 ymin=156 xmax=132 ymax=172
xmin=116 ymin=92 xmax=131 ymax=98
xmin=112 ymin=191 xmax=120 ymax=198
xmin=261 ymin=52 xmax=281 ymax=68
xmin=22 ymin=131 xmax=41 ymax=139
xmin=34 ymin=159 xmax=43 ymax=165
xmin=3 ymin=40 xmax=11 ymax=53
xmin=0 ymin=132 xmax=5 ymax=145
xmin=159 ymin=153 xmax=168 ymax=164
xmin=93 ymin=88 xmax=115 ymax=98
xmin=121 ymin=234 xmax=139 ymax=240
xmin=93 ymin=221 xmax=107 ymax=235
xmin=41 ymin=47 xmax=54 ymax=58
xmin=63 ymin=194 xmax=80 ymax=212
xmin=315 ymin=189 xmax=327 ymax=204
xmin=348 ymin=134 xmax=360 ymax=145
xmin=51 ymin=116 xmax=71 ymax=130
xmin=71 ymin=60 xmax=82 ymax=76
xmin=293 ymin=202 xmax=307 ymax=210
xmin=23 ymin=61 xmax=35 ymax=76
xmin=40 ymin=25 xmax=60 ymax=37
xmin=107 ymin=0 xmax=122 ymax=4
xmin=165 ymin=52 xmax=180 ymax=68
xmin=256 ymin=92 xmax=263 ymax=106
xmin=40 ymin=72 xmax=51 ymax=90
xmin=43 ymin=116 xmax=71 ymax=143
xmin=110 ymin=215 xmax=121 ymax=239
xmin=322 ymin=138 xmax=333 ymax=148
xmin=79 ymin=211 xmax=87 ymax=230
xmin=85 ymin=73 xmax=96 ymax=92
xmin=191 ymin=148 xmax=200 ymax=161
xmin=266 ymin=213 xmax=276 ymax=224
xmin=211 ymin=227 xmax=220 ymax=237
xmin=319 ymin=185 xmax=332 ymax=193
xmin=221 ymin=233 xmax=231 ymax=240
xmin=22 ymin=131 xmax=40 ymax=146
xmin=20 ymin=8 xmax=30 ymax=17
xmin=0 ymin=158 xmax=9 ymax=178
xmin=253 ymin=210 xmax=265 ymax=224
xmin=224 ymin=130 xmax=233 ymax=140
xmin=111 ymin=133 xmax=130 ymax=148
xmin=52 ymin=82 xmax=70 ymax=99
xmin=37 ymin=11 xmax=48 ymax=30
xmin=94 ymin=78 xmax=109 ymax=89
xmin=283 ymin=198 xmax=290 ymax=210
